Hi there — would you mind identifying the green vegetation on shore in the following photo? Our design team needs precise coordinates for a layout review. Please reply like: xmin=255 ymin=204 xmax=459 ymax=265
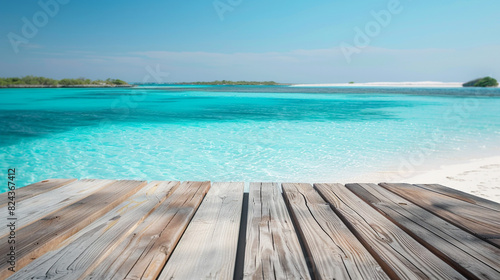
xmin=177 ymin=80 xmax=279 ymax=85
xmin=463 ymin=77 xmax=498 ymax=87
xmin=0 ymin=76 xmax=129 ymax=87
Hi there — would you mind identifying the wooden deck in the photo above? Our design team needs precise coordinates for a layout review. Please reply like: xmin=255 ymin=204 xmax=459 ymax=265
xmin=2 ymin=179 xmax=500 ymax=279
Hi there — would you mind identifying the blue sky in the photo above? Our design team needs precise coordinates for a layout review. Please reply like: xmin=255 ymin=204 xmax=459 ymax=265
xmin=1 ymin=0 xmax=499 ymax=83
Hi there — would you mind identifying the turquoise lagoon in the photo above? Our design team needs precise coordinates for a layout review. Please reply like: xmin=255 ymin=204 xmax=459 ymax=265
xmin=1 ymin=85 xmax=500 ymax=192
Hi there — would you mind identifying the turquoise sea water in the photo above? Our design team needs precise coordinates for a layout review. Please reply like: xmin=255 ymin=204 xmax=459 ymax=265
xmin=1 ymin=85 xmax=500 ymax=192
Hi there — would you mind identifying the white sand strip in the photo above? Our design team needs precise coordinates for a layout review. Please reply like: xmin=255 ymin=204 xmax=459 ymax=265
xmin=291 ymin=82 xmax=464 ymax=88
xmin=347 ymin=156 xmax=500 ymax=203
xmin=402 ymin=156 xmax=500 ymax=203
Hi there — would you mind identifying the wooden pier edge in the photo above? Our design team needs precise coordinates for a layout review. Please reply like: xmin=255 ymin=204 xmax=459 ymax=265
xmin=3 ymin=179 xmax=499 ymax=280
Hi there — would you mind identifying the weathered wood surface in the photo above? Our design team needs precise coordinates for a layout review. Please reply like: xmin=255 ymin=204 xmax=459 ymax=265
xmin=0 ymin=178 xmax=77 ymax=208
xmin=380 ymin=183 xmax=500 ymax=247
xmin=415 ymin=183 xmax=500 ymax=212
xmin=159 ymin=182 xmax=244 ymax=280
xmin=6 ymin=180 xmax=500 ymax=280
xmin=315 ymin=183 xmax=466 ymax=280
xmin=0 ymin=179 xmax=114 ymax=238
xmin=244 ymin=183 xmax=310 ymax=280
xmin=0 ymin=180 xmax=146 ymax=279
xmin=8 ymin=181 xmax=180 ymax=280
xmin=86 ymin=181 xmax=210 ymax=280
xmin=347 ymin=183 xmax=500 ymax=280
xmin=282 ymin=183 xmax=389 ymax=280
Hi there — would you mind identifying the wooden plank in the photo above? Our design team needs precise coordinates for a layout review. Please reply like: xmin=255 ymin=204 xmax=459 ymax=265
xmin=282 ymin=183 xmax=389 ymax=280
xmin=347 ymin=183 xmax=500 ymax=280
xmin=0 ymin=178 xmax=77 ymax=208
xmin=84 ymin=181 xmax=211 ymax=280
xmin=415 ymin=184 xmax=500 ymax=212
xmin=8 ymin=181 xmax=180 ymax=280
xmin=243 ymin=183 xmax=310 ymax=280
xmin=315 ymin=183 xmax=466 ymax=280
xmin=0 ymin=178 xmax=115 ymax=238
xmin=0 ymin=179 xmax=146 ymax=279
xmin=380 ymin=183 xmax=500 ymax=247
xmin=158 ymin=182 xmax=244 ymax=280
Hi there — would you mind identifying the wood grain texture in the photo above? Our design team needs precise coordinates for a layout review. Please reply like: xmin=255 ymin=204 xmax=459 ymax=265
xmin=85 ymin=181 xmax=211 ymax=280
xmin=158 ymin=182 xmax=244 ymax=280
xmin=315 ymin=183 xmax=466 ymax=280
xmin=282 ymin=183 xmax=389 ymax=280
xmin=347 ymin=183 xmax=500 ymax=280
xmin=0 ymin=179 xmax=146 ymax=279
xmin=243 ymin=182 xmax=310 ymax=280
xmin=0 ymin=178 xmax=77 ymax=208
xmin=415 ymin=184 xmax=500 ymax=212
xmin=8 ymin=181 xmax=179 ymax=280
xmin=0 ymin=179 xmax=114 ymax=238
xmin=380 ymin=183 xmax=500 ymax=247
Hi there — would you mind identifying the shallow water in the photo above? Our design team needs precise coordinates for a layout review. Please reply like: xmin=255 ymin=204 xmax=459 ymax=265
xmin=1 ymin=85 xmax=500 ymax=192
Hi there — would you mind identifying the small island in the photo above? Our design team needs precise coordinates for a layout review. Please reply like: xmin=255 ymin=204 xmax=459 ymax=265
xmin=0 ymin=76 xmax=133 ymax=88
xmin=175 ymin=80 xmax=280 ymax=85
xmin=462 ymin=77 xmax=498 ymax=87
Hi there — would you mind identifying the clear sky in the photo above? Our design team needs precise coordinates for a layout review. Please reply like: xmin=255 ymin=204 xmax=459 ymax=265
xmin=1 ymin=0 xmax=499 ymax=83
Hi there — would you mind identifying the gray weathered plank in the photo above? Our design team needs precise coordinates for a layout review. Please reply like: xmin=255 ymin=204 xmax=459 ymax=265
xmin=0 ymin=178 xmax=77 ymax=208
xmin=158 ymin=182 xmax=244 ymax=280
xmin=282 ymin=183 xmax=389 ymax=280
xmin=8 ymin=181 xmax=180 ymax=280
xmin=0 ymin=180 xmax=146 ymax=279
xmin=0 ymin=179 xmax=114 ymax=238
xmin=380 ymin=183 xmax=500 ymax=247
xmin=84 ymin=181 xmax=210 ymax=280
xmin=244 ymin=182 xmax=310 ymax=280
xmin=315 ymin=183 xmax=466 ymax=280
xmin=415 ymin=184 xmax=500 ymax=212
xmin=347 ymin=183 xmax=500 ymax=280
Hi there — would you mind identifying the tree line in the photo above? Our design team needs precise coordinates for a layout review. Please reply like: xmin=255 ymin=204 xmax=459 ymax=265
xmin=177 ymin=80 xmax=279 ymax=85
xmin=462 ymin=77 xmax=498 ymax=87
xmin=0 ymin=76 xmax=128 ymax=86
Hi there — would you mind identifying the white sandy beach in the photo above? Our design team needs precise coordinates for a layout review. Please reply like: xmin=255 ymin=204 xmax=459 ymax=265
xmin=348 ymin=155 xmax=500 ymax=203
xmin=292 ymin=82 xmax=464 ymax=88
xmin=404 ymin=156 xmax=500 ymax=203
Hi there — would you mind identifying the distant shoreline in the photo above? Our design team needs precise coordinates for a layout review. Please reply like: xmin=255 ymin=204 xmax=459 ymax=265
xmin=291 ymin=82 xmax=466 ymax=88
xmin=151 ymin=80 xmax=281 ymax=86
xmin=3 ymin=82 xmax=499 ymax=89
xmin=0 ymin=84 xmax=135 ymax=88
